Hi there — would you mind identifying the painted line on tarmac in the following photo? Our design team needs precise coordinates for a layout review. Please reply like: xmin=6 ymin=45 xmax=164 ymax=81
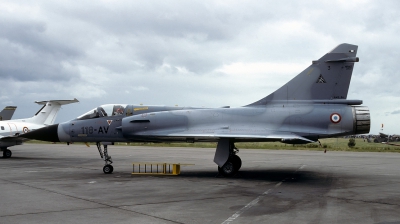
xmin=221 ymin=189 xmax=272 ymax=224
xmin=221 ymin=164 xmax=306 ymax=224
xmin=221 ymin=181 xmax=284 ymax=224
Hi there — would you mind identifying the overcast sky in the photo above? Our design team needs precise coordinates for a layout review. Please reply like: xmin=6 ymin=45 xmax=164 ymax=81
xmin=1 ymin=0 xmax=399 ymax=134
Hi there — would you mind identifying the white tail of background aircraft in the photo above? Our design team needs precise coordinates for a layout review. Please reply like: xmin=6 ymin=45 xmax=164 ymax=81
xmin=25 ymin=99 xmax=79 ymax=125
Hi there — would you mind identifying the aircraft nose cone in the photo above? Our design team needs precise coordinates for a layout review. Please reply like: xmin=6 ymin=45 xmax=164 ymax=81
xmin=22 ymin=124 xmax=60 ymax=142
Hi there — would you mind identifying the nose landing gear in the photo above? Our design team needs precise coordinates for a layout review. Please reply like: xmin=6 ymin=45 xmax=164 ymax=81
xmin=103 ymin=164 xmax=114 ymax=174
xmin=1 ymin=148 xmax=12 ymax=158
xmin=96 ymin=142 xmax=113 ymax=174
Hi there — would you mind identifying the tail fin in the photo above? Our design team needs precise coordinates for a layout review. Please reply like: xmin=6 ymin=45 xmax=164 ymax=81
xmin=247 ymin=43 xmax=359 ymax=106
xmin=25 ymin=99 xmax=79 ymax=125
xmin=0 ymin=106 xmax=17 ymax=121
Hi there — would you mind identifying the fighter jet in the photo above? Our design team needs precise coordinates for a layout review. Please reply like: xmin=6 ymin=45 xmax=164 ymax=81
xmin=22 ymin=43 xmax=370 ymax=176
xmin=0 ymin=106 xmax=17 ymax=121
xmin=0 ymin=99 xmax=78 ymax=158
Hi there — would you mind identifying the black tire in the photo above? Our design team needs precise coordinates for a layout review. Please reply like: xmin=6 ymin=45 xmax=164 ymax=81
xmin=103 ymin=164 xmax=113 ymax=174
xmin=231 ymin=154 xmax=242 ymax=171
xmin=218 ymin=160 xmax=237 ymax=177
xmin=3 ymin=149 xmax=12 ymax=158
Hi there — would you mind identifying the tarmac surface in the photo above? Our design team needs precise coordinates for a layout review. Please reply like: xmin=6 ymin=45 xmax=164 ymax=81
xmin=1 ymin=143 xmax=400 ymax=224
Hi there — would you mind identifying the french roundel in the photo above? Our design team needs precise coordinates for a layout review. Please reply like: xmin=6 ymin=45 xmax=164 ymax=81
xmin=330 ymin=113 xmax=341 ymax=124
xmin=23 ymin=127 xmax=29 ymax=133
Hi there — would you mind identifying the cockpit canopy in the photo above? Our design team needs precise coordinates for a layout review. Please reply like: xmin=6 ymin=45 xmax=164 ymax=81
xmin=77 ymin=104 xmax=127 ymax=120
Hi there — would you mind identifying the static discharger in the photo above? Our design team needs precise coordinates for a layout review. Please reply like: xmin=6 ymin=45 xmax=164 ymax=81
xmin=132 ymin=162 xmax=194 ymax=175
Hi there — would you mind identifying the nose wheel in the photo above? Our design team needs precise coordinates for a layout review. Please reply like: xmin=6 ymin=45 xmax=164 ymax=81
xmin=103 ymin=164 xmax=114 ymax=174
xmin=96 ymin=142 xmax=114 ymax=174
xmin=2 ymin=148 xmax=12 ymax=158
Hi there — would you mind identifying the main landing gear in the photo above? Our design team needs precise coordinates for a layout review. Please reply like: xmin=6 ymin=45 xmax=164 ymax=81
xmin=1 ymin=148 xmax=12 ymax=158
xmin=217 ymin=142 xmax=242 ymax=177
xmin=96 ymin=142 xmax=113 ymax=174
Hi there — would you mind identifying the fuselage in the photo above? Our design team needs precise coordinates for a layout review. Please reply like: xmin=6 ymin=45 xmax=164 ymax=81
xmin=50 ymin=102 xmax=369 ymax=144
xmin=0 ymin=120 xmax=46 ymax=147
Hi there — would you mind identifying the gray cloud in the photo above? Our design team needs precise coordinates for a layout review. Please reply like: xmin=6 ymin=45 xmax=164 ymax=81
xmin=1 ymin=0 xmax=400 ymax=134
xmin=0 ymin=17 xmax=82 ymax=82
xmin=0 ymin=43 xmax=80 ymax=82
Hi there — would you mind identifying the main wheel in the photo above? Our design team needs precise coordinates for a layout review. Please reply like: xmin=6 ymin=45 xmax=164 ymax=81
xmin=231 ymin=154 xmax=242 ymax=171
xmin=103 ymin=164 xmax=113 ymax=174
xmin=218 ymin=160 xmax=237 ymax=177
xmin=3 ymin=149 xmax=12 ymax=158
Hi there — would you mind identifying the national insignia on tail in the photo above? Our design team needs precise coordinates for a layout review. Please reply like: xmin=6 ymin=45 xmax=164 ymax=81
xmin=316 ymin=75 xmax=326 ymax=83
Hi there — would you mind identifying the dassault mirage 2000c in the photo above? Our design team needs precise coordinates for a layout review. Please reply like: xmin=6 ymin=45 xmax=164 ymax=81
xmin=23 ymin=44 xmax=370 ymax=176
xmin=1 ymin=99 xmax=78 ymax=158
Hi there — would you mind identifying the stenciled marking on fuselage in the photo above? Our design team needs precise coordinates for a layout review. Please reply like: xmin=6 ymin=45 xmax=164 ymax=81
xmin=81 ymin=126 xmax=109 ymax=134
xmin=98 ymin=126 xmax=109 ymax=134
xmin=134 ymin=107 xmax=148 ymax=111
xmin=332 ymin=96 xmax=345 ymax=99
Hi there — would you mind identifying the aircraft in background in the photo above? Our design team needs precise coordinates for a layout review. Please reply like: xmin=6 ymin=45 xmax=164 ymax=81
xmin=0 ymin=99 xmax=78 ymax=158
xmin=0 ymin=106 xmax=17 ymax=121
xmin=373 ymin=132 xmax=400 ymax=146
xmin=23 ymin=43 xmax=370 ymax=176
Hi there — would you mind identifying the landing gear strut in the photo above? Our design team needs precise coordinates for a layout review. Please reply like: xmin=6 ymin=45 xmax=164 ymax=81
xmin=1 ymin=148 xmax=12 ymax=158
xmin=218 ymin=142 xmax=242 ymax=177
xmin=96 ymin=142 xmax=113 ymax=174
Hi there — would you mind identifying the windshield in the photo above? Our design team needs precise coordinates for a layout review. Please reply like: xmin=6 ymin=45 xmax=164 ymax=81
xmin=77 ymin=104 xmax=127 ymax=120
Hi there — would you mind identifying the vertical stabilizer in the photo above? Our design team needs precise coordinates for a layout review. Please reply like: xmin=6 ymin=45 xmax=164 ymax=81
xmin=25 ymin=99 xmax=79 ymax=125
xmin=0 ymin=106 xmax=17 ymax=121
xmin=247 ymin=43 xmax=359 ymax=106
